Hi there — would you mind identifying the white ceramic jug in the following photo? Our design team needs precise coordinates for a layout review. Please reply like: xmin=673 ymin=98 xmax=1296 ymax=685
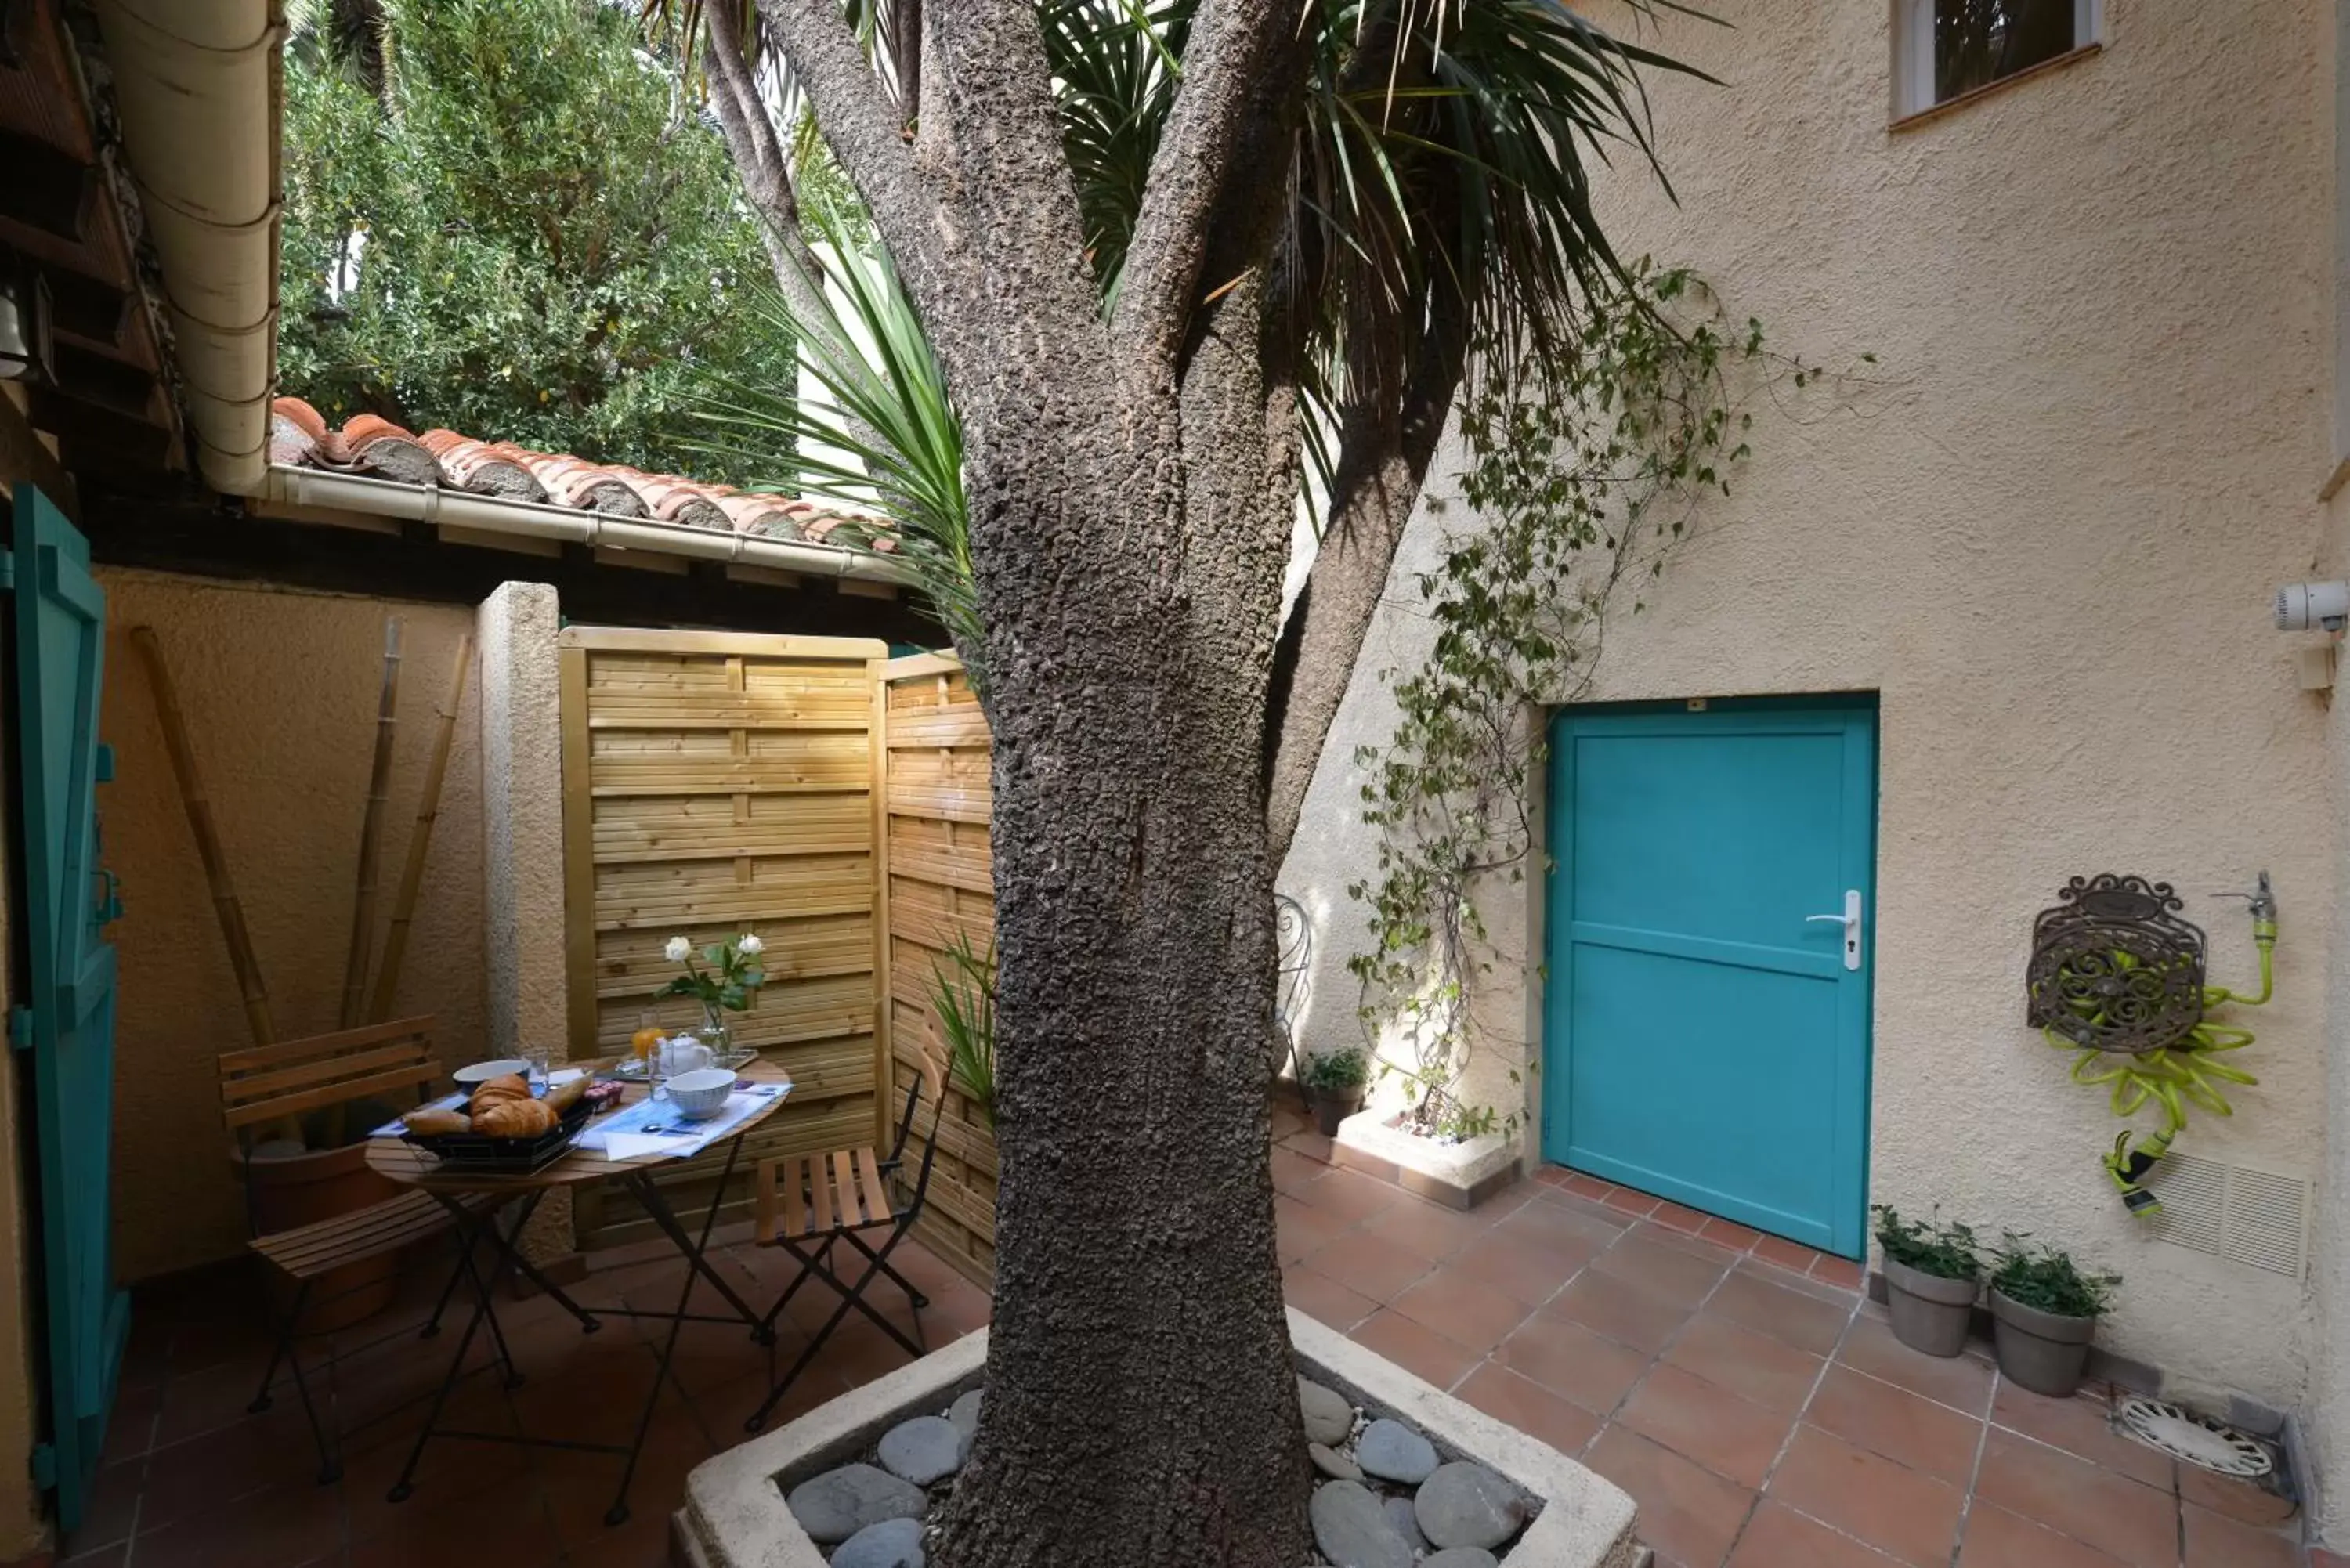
xmin=655 ymin=1034 xmax=715 ymax=1078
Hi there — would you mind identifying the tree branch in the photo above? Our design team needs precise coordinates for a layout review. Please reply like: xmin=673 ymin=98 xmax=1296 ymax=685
xmin=703 ymin=7 xmax=826 ymax=303
xmin=1115 ymin=0 xmax=1312 ymax=378
xmin=752 ymin=0 xmax=969 ymax=342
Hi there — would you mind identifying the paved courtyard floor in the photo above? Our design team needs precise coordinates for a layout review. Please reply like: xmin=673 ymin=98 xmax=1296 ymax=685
xmin=60 ymin=1111 xmax=2326 ymax=1568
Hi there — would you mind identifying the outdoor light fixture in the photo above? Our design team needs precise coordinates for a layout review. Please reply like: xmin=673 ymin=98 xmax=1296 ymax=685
xmin=0 ymin=253 xmax=55 ymax=385
xmin=2273 ymin=580 xmax=2350 ymax=634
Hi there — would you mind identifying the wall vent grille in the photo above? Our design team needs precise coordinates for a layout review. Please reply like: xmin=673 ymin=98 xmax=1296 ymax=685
xmin=2149 ymin=1153 xmax=2308 ymax=1280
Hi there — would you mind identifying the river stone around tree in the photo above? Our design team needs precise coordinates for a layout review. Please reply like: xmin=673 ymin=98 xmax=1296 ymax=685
xmin=877 ymin=1414 xmax=967 ymax=1486
xmin=830 ymin=1516 xmax=925 ymax=1568
xmin=1311 ymin=1441 xmax=1363 ymax=1481
xmin=1383 ymin=1495 xmax=1431 ymax=1553
xmin=1415 ymin=1461 xmax=1528 ymax=1552
xmin=784 ymin=1463 xmax=927 ymax=1545
xmin=948 ymin=1388 xmax=982 ymax=1443
xmin=1356 ymin=1418 xmax=1439 ymax=1485
xmin=1421 ymin=1551 xmax=1500 ymax=1568
xmin=1309 ymin=1479 xmax=1415 ymax=1568
xmin=1300 ymin=1377 xmax=1354 ymax=1446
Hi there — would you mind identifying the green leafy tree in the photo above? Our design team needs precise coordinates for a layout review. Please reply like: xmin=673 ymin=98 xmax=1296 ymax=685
xmin=279 ymin=0 xmax=791 ymax=482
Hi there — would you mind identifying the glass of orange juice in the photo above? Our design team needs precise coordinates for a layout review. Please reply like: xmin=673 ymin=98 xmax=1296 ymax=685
xmin=630 ymin=1009 xmax=664 ymax=1064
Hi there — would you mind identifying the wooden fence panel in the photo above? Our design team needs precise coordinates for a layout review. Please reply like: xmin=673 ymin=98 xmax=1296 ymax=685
xmin=560 ymin=627 xmax=889 ymax=1250
xmin=877 ymin=653 xmax=999 ymax=1284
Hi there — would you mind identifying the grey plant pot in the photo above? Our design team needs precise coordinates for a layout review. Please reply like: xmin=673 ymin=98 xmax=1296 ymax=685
xmin=1990 ymin=1287 xmax=2099 ymax=1396
xmin=1882 ymin=1256 xmax=1979 ymax=1358
xmin=1308 ymin=1087 xmax=1365 ymax=1138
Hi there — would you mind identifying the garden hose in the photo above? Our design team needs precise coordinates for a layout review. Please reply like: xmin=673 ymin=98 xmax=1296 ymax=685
xmin=2045 ymin=899 xmax=2273 ymax=1219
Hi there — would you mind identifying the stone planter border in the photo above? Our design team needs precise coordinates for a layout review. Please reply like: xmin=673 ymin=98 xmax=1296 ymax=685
xmin=1333 ymin=1109 xmax=1521 ymax=1211
xmin=674 ymin=1310 xmax=1641 ymax=1568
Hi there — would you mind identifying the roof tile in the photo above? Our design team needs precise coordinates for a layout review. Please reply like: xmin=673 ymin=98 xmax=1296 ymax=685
xmin=268 ymin=399 xmax=900 ymax=557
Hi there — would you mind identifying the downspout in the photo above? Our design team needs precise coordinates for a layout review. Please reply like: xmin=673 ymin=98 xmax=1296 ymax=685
xmin=258 ymin=465 xmax=917 ymax=585
xmin=91 ymin=0 xmax=280 ymax=497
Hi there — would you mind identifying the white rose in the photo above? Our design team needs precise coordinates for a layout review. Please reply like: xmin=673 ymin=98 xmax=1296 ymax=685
xmin=738 ymin=934 xmax=765 ymax=956
xmin=664 ymin=935 xmax=692 ymax=963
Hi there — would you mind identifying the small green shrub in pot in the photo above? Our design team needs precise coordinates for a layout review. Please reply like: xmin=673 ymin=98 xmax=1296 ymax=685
xmin=1987 ymin=1234 xmax=2120 ymax=1396
xmin=1300 ymin=1046 xmax=1372 ymax=1137
xmin=1872 ymin=1205 xmax=1983 ymax=1358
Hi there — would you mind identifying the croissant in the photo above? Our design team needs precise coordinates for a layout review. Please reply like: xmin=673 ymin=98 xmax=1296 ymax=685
xmin=472 ymin=1097 xmax=558 ymax=1138
xmin=469 ymin=1074 xmax=531 ymax=1107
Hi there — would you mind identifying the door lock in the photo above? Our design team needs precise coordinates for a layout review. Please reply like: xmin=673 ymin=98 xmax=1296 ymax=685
xmin=1805 ymin=889 xmax=1864 ymax=971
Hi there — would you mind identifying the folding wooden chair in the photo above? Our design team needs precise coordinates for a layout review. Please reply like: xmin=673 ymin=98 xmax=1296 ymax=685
xmin=743 ymin=1055 xmax=946 ymax=1432
xmin=219 ymin=1015 xmax=493 ymax=1481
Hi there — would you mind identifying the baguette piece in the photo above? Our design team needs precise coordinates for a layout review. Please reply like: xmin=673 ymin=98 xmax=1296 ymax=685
xmin=402 ymin=1108 xmax=472 ymax=1137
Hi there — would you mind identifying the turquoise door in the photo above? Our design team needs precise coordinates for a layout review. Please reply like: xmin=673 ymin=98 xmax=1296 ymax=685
xmin=5 ymin=486 xmax=128 ymax=1530
xmin=1543 ymin=699 xmax=1875 ymax=1257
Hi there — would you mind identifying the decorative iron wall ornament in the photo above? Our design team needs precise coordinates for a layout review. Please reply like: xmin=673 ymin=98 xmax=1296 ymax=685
xmin=1274 ymin=894 xmax=1314 ymax=1106
xmin=2026 ymin=874 xmax=2207 ymax=1057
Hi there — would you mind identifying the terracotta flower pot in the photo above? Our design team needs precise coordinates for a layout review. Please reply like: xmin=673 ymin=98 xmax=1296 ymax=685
xmin=1882 ymin=1255 xmax=1979 ymax=1358
xmin=1307 ymin=1087 xmax=1365 ymax=1139
xmin=1990 ymin=1287 xmax=2098 ymax=1396
xmin=231 ymin=1140 xmax=404 ymax=1333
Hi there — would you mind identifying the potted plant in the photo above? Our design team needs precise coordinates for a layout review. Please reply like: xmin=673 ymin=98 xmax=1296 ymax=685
xmin=1300 ymin=1046 xmax=1372 ymax=1137
xmin=1872 ymin=1205 xmax=1982 ymax=1357
xmin=1988 ymin=1234 xmax=2120 ymax=1396
xmin=656 ymin=932 xmax=767 ymax=1055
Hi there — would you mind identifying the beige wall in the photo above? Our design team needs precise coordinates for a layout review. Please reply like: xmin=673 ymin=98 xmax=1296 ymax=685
xmin=1283 ymin=0 xmax=2337 ymax=1428
xmin=100 ymin=570 xmax=487 ymax=1282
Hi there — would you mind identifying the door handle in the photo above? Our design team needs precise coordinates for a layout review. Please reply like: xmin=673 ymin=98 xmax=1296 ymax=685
xmin=1805 ymin=890 xmax=1864 ymax=971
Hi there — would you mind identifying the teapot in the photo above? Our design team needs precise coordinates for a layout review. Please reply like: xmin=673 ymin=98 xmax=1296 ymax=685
xmin=653 ymin=1034 xmax=715 ymax=1078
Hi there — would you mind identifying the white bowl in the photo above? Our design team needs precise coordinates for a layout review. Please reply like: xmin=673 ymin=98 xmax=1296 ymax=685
xmin=660 ymin=1067 xmax=736 ymax=1121
xmin=454 ymin=1058 xmax=531 ymax=1088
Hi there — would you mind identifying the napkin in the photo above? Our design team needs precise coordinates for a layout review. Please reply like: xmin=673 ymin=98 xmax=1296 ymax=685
xmin=604 ymin=1131 xmax=693 ymax=1162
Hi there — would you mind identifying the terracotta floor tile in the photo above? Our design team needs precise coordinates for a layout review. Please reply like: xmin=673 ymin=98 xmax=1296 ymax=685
xmin=1494 ymin=1313 xmax=1652 ymax=1414
xmin=1296 ymin=1166 xmax=1407 ymax=1226
xmin=60 ymin=1459 xmax=142 ymax=1557
xmin=1958 ymin=1502 xmax=2138 ymax=1568
xmin=1451 ymin=1228 xmax=1594 ymax=1309
xmin=1974 ymin=1428 xmax=2183 ymax=1568
xmin=1766 ymin=1425 xmax=1964 ymax=1567
xmin=1585 ymin=1425 xmax=1757 ymax=1568
xmin=131 ymin=1471 xmax=346 ymax=1568
xmin=564 ymin=1512 xmax=676 ymax=1568
xmin=1271 ymin=1144 xmax=1326 ymax=1196
xmin=1736 ymin=1257 xmax=1859 ymax=1306
xmin=1663 ymin=1315 xmax=1825 ymax=1415
xmin=2178 ymin=1463 xmax=2301 ymax=1530
xmin=1274 ymin=1195 xmax=1348 ymax=1263
xmin=1804 ymin=1364 xmax=1984 ymax=1483
xmin=1455 ymin=1362 xmax=1603 ymax=1458
xmin=1650 ymin=1200 xmax=1713 ymax=1234
xmin=1838 ymin=1312 xmax=1996 ymax=1415
xmin=1281 ymin=1129 xmax=1336 ymax=1162
xmin=1750 ymin=1235 xmax=1821 ymax=1274
xmin=1499 ymin=1195 xmax=1629 ymax=1256
xmin=1283 ymin=1263 xmax=1381 ymax=1331
xmin=1728 ymin=1501 xmax=1907 ymax=1568
xmin=1345 ymin=1309 xmax=1483 ymax=1392
xmin=1301 ymin=1230 xmax=1437 ymax=1303
xmin=60 ymin=1545 xmax=128 ymax=1568
xmin=1634 ymin=1223 xmax=1746 ymax=1270
xmin=2308 ymin=1548 xmax=2348 ymax=1568
xmin=1390 ymin=1266 xmax=1537 ymax=1353
xmin=1562 ymin=1172 xmax=1615 ymax=1201
xmin=1364 ymin=1194 xmax=1495 ymax=1262
xmin=1989 ymin=1381 xmax=2175 ymax=1490
xmin=1810 ymin=1256 xmax=1866 ymax=1290
xmin=1593 ymin=1233 xmax=1735 ymax=1310
xmin=1704 ymin=1269 xmax=1853 ymax=1357
xmin=1549 ymin=1268 xmax=1694 ymax=1357
xmin=2182 ymin=1502 xmax=2303 ymax=1567
xmin=1603 ymin=1185 xmax=1663 ymax=1218
xmin=1699 ymin=1217 xmax=1765 ymax=1252
xmin=1530 ymin=1185 xmax=1638 ymax=1228
xmin=1616 ymin=1363 xmax=1796 ymax=1488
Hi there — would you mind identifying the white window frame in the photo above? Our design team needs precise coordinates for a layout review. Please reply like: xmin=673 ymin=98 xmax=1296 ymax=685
xmin=1895 ymin=0 xmax=2102 ymax=120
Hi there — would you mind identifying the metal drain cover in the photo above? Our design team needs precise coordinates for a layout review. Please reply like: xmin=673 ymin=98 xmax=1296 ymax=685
xmin=2115 ymin=1397 xmax=2274 ymax=1477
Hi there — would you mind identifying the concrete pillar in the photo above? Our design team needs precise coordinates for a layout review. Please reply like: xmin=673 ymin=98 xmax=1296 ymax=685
xmin=476 ymin=582 xmax=571 ymax=1259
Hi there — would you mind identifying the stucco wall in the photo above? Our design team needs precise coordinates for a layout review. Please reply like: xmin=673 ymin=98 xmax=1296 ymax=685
xmin=1282 ymin=0 xmax=2336 ymax=1419
xmin=100 ymin=571 xmax=488 ymax=1282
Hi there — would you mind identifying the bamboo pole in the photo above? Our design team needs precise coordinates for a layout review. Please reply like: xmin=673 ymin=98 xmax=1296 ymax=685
xmin=338 ymin=617 xmax=403 ymax=1031
xmin=367 ymin=632 xmax=472 ymax=1023
xmin=130 ymin=627 xmax=298 ymax=1143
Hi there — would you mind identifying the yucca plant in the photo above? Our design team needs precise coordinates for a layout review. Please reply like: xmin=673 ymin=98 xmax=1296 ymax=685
xmin=927 ymin=931 xmax=997 ymax=1129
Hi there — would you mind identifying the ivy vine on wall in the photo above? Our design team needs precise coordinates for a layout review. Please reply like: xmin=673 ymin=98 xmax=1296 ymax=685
xmin=1345 ymin=260 xmax=1853 ymax=1140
